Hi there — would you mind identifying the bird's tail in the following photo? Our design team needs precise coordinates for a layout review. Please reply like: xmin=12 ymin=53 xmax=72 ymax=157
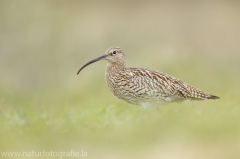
xmin=184 ymin=85 xmax=220 ymax=100
xmin=207 ymin=95 xmax=220 ymax=100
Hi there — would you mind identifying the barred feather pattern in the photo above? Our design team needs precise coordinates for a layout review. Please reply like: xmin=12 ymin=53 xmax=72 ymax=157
xmin=105 ymin=63 xmax=218 ymax=105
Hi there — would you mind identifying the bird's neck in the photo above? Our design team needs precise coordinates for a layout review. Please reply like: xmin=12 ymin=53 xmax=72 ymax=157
xmin=106 ymin=61 xmax=126 ymax=74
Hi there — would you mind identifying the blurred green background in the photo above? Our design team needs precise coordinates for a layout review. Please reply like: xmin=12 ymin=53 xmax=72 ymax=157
xmin=0 ymin=0 xmax=240 ymax=159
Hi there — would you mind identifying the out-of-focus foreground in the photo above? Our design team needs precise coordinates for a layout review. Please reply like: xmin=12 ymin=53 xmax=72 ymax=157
xmin=0 ymin=1 xmax=240 ymax=159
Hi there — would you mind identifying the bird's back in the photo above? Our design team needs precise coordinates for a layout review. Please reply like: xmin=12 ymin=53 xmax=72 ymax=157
xmin=106 ymin=67 xmax=219 ymax=105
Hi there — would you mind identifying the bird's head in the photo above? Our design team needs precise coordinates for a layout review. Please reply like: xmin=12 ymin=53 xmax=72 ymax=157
xmin=77 ymin=47 xmax=125 ymax=74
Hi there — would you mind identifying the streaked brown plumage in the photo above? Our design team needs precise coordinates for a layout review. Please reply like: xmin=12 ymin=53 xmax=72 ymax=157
xmin=77 ymin=47 xmax=219 ymax=109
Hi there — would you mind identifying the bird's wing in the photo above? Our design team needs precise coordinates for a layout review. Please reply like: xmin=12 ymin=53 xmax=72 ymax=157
xmin=120 ymin=68 xmax=214 ymax=100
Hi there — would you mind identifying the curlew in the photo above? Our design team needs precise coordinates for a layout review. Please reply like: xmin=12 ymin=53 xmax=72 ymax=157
xmin=77 ymin=47 xmax=219 ymax=109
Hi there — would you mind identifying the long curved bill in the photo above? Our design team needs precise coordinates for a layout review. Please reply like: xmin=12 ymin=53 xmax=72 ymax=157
xmin=77 ymin=54 xmax=107 ymax=74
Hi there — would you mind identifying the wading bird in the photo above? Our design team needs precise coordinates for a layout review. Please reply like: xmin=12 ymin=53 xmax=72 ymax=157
xmin=77 ymin=47 xmax=219 ymax=109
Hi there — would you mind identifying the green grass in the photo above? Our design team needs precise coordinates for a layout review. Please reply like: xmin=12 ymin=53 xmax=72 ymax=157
xmin=1 ymin=57 xmax=240 ymax=158
xmin=1 ymin=79 xmax=240 ymax=158
xmin=1 ymin=56 xmax=239 ymax=158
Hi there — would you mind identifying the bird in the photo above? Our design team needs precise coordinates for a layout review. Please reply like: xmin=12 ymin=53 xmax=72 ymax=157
xmin=77 ymin=47 xmax=219 ymax=109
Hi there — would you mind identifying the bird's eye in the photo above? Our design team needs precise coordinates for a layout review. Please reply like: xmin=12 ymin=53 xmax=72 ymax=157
xmin=112 ymin=51 xmax=117 ymax=55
